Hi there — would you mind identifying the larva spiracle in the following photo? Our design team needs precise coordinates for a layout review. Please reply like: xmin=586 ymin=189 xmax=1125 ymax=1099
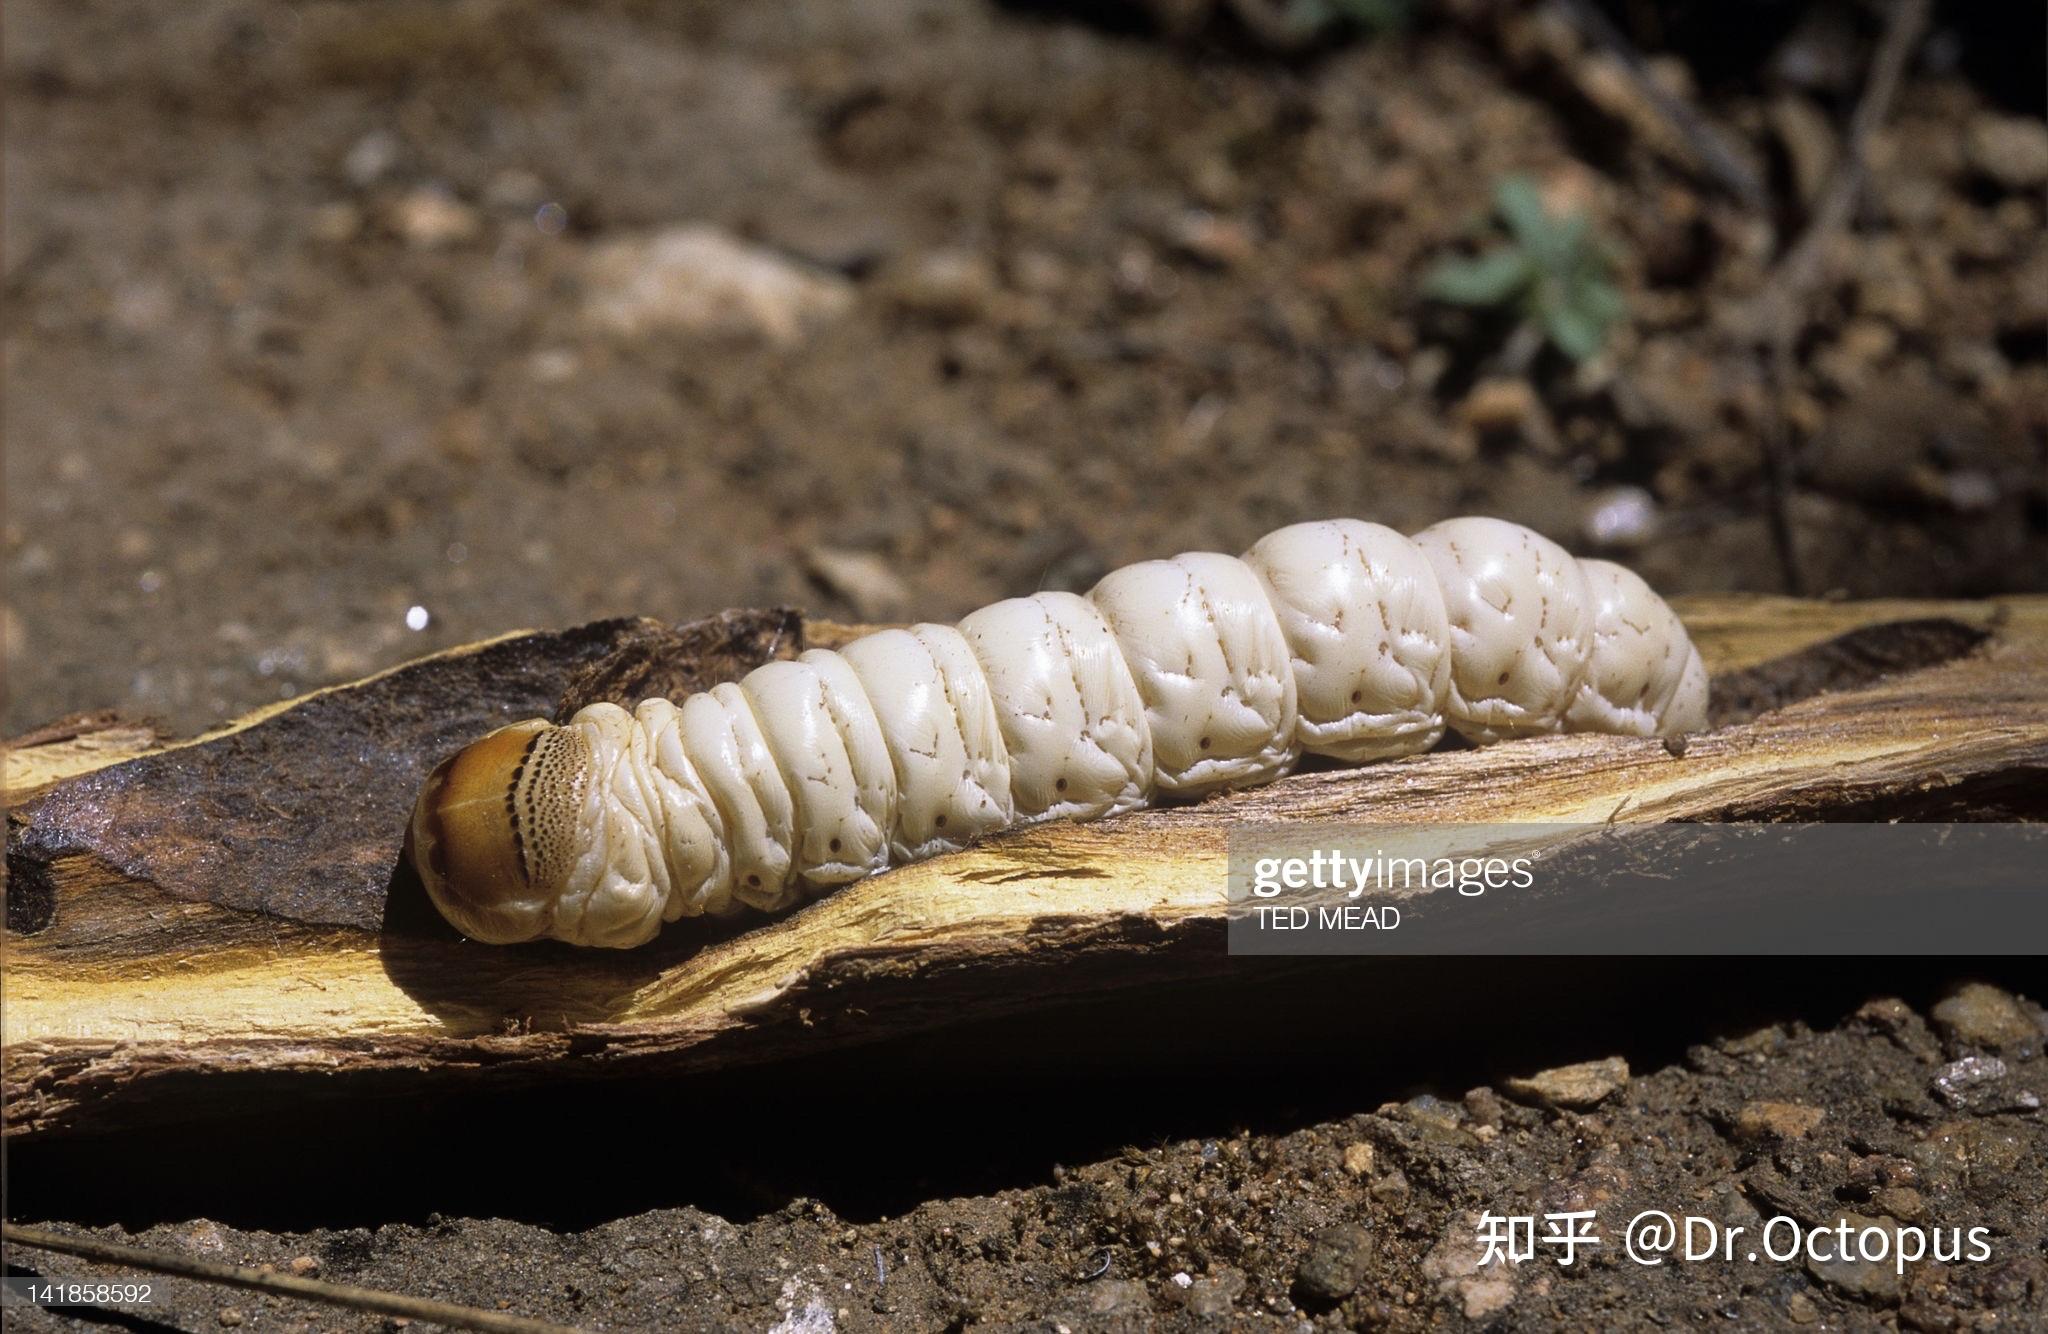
xmin=408 ymin=516 xmax=1708 ymax=947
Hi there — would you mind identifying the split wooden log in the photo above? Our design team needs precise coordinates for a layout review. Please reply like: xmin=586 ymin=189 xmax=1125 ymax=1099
xmin=5 ymin=595 xmax=2044 ymax=1141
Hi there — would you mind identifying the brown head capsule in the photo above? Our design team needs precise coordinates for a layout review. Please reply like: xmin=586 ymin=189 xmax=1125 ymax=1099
xmin=406 ymin=719 xmax=592 ymax=944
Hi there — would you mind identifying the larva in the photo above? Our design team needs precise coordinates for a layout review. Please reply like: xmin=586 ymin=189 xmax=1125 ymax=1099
xmin=409 ymin=517 xmax=1708 ymax=947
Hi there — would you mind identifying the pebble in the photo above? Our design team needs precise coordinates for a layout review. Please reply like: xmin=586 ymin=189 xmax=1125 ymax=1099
xmin=390 ymin=188 xmax=482 ymax=250
xmin=884 ymin=250 xmax=997 ymax=323
xmin=583 ymin=225 xmax=854 ymax=345
xmin=1502 ymin=1056 xmax=1629 ymax=1110
xmin=1582 ymin=485 xmax=1659 ymax=550
xmin=1184 ymin=1268 xmax=1244 ymax=1317
xmin=343 ymin=129 xmax=399 ymax=187
xmin=1932 ymin=1055 xmax=2041 ymax=1114
xmin=217 ymin=1310 xmax=244 ymax=1328
xmin=803 ymin=547 xmax=911 ymax=621
xmin=1930 ymin=983 xmax=2040 ymax=1052
xmin=1736 ymin=1101 xmax=1826 ymax=1141
xmin=1166 ymin=210 xmax=1254 ymax=268
xmin=1967 ymin=114 xmax=2048 ymax=191
xmin=1065 ymin=1277 xmax=1149 ymax=1317
xmin=1458 ymin=378 xmax=1540 ymax=434
xmin=1341 ymin=1142 xmax=1376 ymax=1177
xmin=1804 ymin=1215 xmax=1901 ymax=1303
xmin=1295 ymin=1224 xmax=1374 ymax=1304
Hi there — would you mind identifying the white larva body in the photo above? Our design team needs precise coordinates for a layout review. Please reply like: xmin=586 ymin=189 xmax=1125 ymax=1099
xmin=411 ymin=517 xmax=1709 ymax=947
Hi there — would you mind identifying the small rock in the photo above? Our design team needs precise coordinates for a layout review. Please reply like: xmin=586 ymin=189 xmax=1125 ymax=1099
xmin=1870 ymin=1186 xmax=1925 ymax=1223
xmin=1805 ymin=1215 xmax=1902 ymax=1303
xmin=1370 ymin=1167 xmax=1410 ymax=1204
xmin=217 ymin=1310 xmax=244 ymax=1329
xmin=1736 ymin=1101 xmax=1826 ymax=1141
xmin=1502 ymin=1056 xmax=1629 ymax=1110
xmin=1931 ymin=983 xmax=2040 ymax=1052
xmin=390 ymin=188 xmax=481 ymax=250
xmin=884 ymin=250 xmax=996 ymax=323
xmin=1932 ymin=1055 xmax=2041 ymax=1114
xmin=1582 ymin=485 xmax=1659 ymax=550
xmin=1295 ymin=1223 xmax=1375 ymax=1305
xmin=1064 ymin=1277 xmax=1150 ymax=1318
xmin=1184 ymin=1268 xmax=1244 ymax=1318
xmin=1853 ymin=997 xmax=1943 ymax=1062
xmin=343 ymin=129 xmax=400 ymax=187
xmin=804 ymin=547 xmax=911 ymax=621
xmin=288 ymin=1255 xmax=320 ymax=1276
xmin=1458 ymin=378 xmax=1540 ymax=433
xmin=1785 ymin=1290 xmax=1820 ymax=1324
xmin=583 ymin=225 xmax=854 ymax=345
xmin=1967 ymin=114 xmax=2048 ymax=191
xmin=1422 ymin=1217 xmax=1515 ymax=1319
xmin=1167 ymin=210 xmax=1254 ymax=267
xmin=1341 ymin=1142 xmax=1376 ymax=1177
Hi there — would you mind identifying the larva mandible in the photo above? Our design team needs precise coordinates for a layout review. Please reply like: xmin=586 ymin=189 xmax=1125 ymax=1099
xmin=408 ymin=517 xmax=1708 ymax=948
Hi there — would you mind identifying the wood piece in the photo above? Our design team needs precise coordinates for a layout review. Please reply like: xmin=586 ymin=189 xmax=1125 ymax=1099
xmin=5 ymin=595 xmax=2043 ymax=1141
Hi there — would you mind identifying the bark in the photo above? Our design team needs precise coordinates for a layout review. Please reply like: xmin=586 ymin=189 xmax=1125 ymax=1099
xmin=5 ymin=595 xmax=2043 ymax=1140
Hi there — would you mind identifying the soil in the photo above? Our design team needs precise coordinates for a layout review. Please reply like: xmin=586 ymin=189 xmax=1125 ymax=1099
xmin=9 ymin=978 xmax=2047 ymax=1331
xmin=4 ymin=0 xmax=2043 ymax=737
xmin=4 ymin=1 xmax=2045 ymax=1330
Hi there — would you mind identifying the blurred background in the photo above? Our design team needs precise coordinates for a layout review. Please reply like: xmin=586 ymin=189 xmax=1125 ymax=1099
xmin=5 ymin=0 xmax=2043 ymax=737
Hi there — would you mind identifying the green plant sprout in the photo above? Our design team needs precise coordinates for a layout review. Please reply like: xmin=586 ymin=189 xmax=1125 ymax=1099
xmin=1423 ymin=175 xmax=1625 ymax=363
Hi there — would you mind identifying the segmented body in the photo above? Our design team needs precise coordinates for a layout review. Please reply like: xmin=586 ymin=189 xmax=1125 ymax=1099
xmin=411 ymin=517 xmax=1708 ymax=947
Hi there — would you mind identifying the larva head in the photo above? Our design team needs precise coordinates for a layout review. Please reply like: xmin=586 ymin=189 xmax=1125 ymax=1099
xmin=407 ymin=719 xmax=593 ymax=945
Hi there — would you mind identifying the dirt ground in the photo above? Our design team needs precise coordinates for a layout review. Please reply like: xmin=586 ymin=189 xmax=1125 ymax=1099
xmin=4 ymin=0 xmax=2043 ymax=737
xmin=9 ymin=978 xmax=2047 ymax=1331
xmin=4 ymin=0 xmax=2046 ymax=1330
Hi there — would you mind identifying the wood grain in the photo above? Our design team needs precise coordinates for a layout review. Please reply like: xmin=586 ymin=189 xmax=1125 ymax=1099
xmin=5 ymin=595 xmax=2043 ymax=1140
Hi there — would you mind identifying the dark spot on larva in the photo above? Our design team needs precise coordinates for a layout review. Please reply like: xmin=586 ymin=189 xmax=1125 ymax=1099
xmin=1198 ymin=736 xmax=1212 ymax=750
xmin=746 ymin=873 xmax=762 ymax=887
xmin=1055 ymin=777 xmax=1068 ymax=792
xmin=934 ymin=814 xmax=947 ymax=828
xmin=1498 ymin=670 xmax=1511 ymax=684
xmin=829 ymin=837 xmax=842 ymax=853
xmin=1350 ymin=690 xmax=1362 ymax=703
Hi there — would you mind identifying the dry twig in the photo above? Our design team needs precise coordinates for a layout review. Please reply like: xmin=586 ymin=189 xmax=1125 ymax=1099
xmin=1752 ymin=0 xmax=1933 ymax=594
xmin=3 ymin=1223 xmax=585 ymax=1334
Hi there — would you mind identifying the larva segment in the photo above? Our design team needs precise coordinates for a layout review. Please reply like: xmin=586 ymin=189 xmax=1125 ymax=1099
xmin=1088 ymin=552 xmax=1298 ymax=796
xmin=632 ymin=697 xmax=738 ymax=920
xmin=1242 ymin=519 xmax=1453 ymax=762
xmin=958 ymin=591 xmax=1154 ymax=823
xmin=738 ymin=655 xmax=895 ymax=892
xmin=678 ymin=682 xmax=800 ymax=913
xmin=839 ymin=626 xmax=1015 ymax=861
xmin=1567 ymin=560 xmax=1711 ymax=738
xmin=549 ymin=704 xmax=679 ymax=948
xmin=1412 ymin=516 xmax=1595 ymax=744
